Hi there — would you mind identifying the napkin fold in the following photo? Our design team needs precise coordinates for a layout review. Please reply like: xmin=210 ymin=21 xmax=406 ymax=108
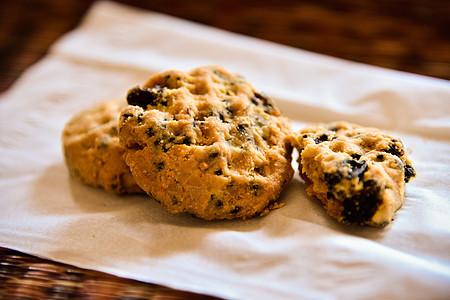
xmin=1 ymin=1 xmax=449 ymax=299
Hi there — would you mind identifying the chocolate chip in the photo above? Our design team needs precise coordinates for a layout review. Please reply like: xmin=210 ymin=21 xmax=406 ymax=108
xmin=230 ymin=206 xmax=241 ymax=214
xmin=146 ymin=127 xmax=155 ymax=137
xmin=351 ymin=154 xmax=361 ymax=160
xmin=214 ymin=169 xmax=223 ymax=175
xmin=252 ymin=92 xmax=276 ymax=114
xmin=404 ymin=164 xmax=416 ymax=183
xmin=236 ymin=124 xmax=253 ymax=142
xmin=155 ymin=161 xmax=165 ymax=170
xmin=324 ymin=172 xmax=343 ymax=188
xmin=209 ymin=152 xmax=219 ymax=159
xmin=210 ymin=195 xmax=223 ymax=208
xmin=181 ymin=136 xmax=191 ymax=145
xmin=127 ymin=86 xmax=167 ymax=108
xmin=154 ymin=138 xmax=163 ymax=147
xmin=345 ymin=159 xmax=368 ymax=180
xmin=153 ymin=136 xmax=173 ymax=152
xmin=376 ymin=154 xmax=384 ymax=161
xmin=319 ymin=134 xmax=329 ymax=142
xmin=122 ymin=113 xmax=134 ymax=119
xmin=315 ymin=134 xmax=329 ymax=144
xmin=325 ymin=159 xmax=368 ymax=189
xmin=237 ymin=124 xmax=247 ymax=134
xmin=384 ymin=139 xmax=404 ymax=157
xmin=250 ymin=182 xmax=262 ymax=196
xmin=341 ymin=180 xmax=382 ymax=224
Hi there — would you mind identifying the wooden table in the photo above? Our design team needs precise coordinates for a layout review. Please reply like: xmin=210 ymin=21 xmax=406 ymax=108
xmin=1 ymin=0 xmax=449 ymax=298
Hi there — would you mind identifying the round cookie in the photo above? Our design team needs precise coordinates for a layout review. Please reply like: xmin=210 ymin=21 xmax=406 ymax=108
xmin=292 ymin=121 xmax=416 ymax=227
xmin=119 ymin=66 xmax=294 ymax=220
xmin=62 ymin=100 xmax=144 ymax=194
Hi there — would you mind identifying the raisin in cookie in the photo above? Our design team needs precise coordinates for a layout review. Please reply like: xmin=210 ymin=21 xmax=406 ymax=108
xmin=62 ymin=100 xmax=143 ymax=194
xmin=118 ymin=66 xmax=294 ymax=220
xmin=292 ymin=121 xmax=416 ymax=227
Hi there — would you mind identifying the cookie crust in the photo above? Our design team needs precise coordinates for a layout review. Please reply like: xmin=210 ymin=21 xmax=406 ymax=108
xmin=62 ymin=100 xmax=143 ymax=194
xmin=119 ymin=66 xmax=294 ymax=220
xmin=292 ymin=121 xmax=416 ymax=227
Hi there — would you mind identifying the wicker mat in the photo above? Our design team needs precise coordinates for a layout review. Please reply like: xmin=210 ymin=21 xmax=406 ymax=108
xmin=0 ymin=247 xmax=220 ymax=299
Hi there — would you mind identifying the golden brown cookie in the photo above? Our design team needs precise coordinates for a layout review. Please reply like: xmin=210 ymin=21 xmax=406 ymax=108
xmin=119 ymin=66 xmax=294 ymax=220
xmin=62 ymin=100 xmax=144 ymax=194
xmin=292 ymin=121 xmax=416 ymax=227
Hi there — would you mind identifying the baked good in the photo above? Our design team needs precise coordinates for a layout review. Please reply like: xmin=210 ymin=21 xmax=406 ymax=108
xmin=292 ymin=121 xmax=416 ymax=227
xmin=62 ymin=99 xmax=143 ymax=194
xmin=118 ymin=65 xmax=294 ymax=220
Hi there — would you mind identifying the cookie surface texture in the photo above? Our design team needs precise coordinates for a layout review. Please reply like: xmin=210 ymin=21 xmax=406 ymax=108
xmin=292 ymin=121 xmax=416 ymax=227
xmin=62 ymin=100 xmax=144 ymax=194
xmin=119 ymin=66 xmax=294 ymax=220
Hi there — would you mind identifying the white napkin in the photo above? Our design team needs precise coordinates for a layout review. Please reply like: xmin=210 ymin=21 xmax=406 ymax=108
xmin=1 ymin=1 xmax=449 ymax=299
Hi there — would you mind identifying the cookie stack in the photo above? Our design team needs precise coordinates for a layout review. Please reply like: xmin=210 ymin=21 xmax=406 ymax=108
xmin=62 ymin=65 xmax=415 ymax=226
xmin=63 ymin=66 xmax=294 ymax=220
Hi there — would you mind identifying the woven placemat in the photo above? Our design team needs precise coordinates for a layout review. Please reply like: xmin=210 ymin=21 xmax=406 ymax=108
xmin=0 ymin=247 xmax=220 ymax=299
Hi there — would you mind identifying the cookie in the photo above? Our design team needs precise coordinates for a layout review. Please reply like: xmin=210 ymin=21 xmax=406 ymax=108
xmin=292 ymin=121 xmax=416 ymax=227
xmin=62 ymin=99 xmax=144 ymax=194
xmin=118 ymin=65 xmax=294 ymax=220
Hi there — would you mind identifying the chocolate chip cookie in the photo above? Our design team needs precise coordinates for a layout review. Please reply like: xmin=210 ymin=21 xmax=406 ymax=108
xmin=292 ymin=121 xmax=416 ymax=227
xmin=62 ymin=100 xmax=143 ymax=194
xmin=118 ymin=66 xmax=294 ymax=220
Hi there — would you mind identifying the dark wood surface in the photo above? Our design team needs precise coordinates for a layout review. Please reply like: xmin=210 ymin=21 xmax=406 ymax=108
xmin=1 ymin=0 xmax=449 ymax=93
xmin=1 ymin=0 xmax=449 ymax=298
